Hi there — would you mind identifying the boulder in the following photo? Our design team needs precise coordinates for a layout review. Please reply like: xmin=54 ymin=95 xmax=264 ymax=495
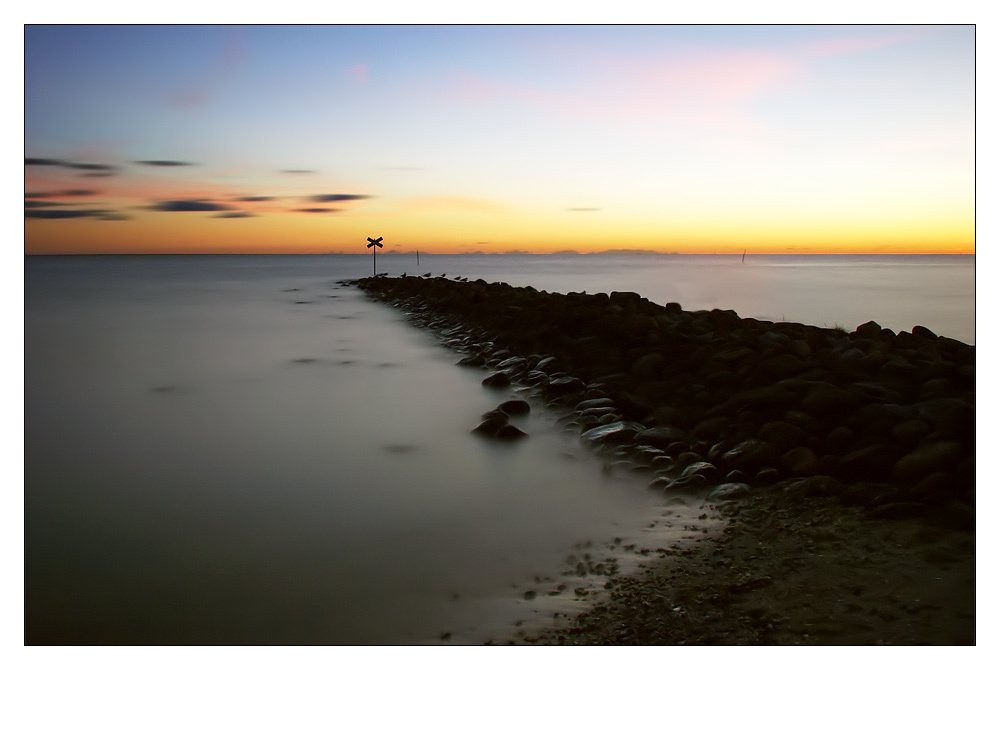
xmin=631 ymin=352 xmax=665 ymax=379
xmin=580 ymin=421 xmax=645 ymax=446
xmin=780 ymin=446 xmax=820 ymax=476
xmin=758 ymin=421 xmax=810 ymax=452
xmin=482 ymin=372 xmax=511 ymax=388
xmin=495 ymin=424 xmax=528 ymax=441
xmin=721 ymin=439 xmax=778 ymax=475
xmin=681 ymin=461 xmax=721 ymax=483
xmin=498 ymin=399 xmax=531 ymax=416
xmin=893 ymin=441 xmax=965 ymax=485
xmin=635 ymin=426 xmax=687 ymax=448
xmin=706 ymin=482 xmax=750 ymax=501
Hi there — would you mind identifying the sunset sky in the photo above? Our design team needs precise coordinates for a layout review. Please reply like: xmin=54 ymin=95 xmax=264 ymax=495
xmin=24 ymin=24 xmax=975 ymax=255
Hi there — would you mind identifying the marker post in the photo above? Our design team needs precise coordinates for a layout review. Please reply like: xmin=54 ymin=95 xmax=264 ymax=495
xmin=366 ymin=236 xmax=383 ymax=276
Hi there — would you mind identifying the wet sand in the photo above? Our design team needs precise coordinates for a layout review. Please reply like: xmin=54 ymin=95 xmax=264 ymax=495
xmin=523 ymin=485 xmax=974 ymax=645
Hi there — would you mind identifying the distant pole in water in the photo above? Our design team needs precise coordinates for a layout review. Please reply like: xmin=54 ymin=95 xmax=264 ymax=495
xmin=741 ymin=248 xmax=747 ymax=263
xmin=416 ymin=248 xmax=420 ymax=266
xmin=366 ymin=236 xmax=383 ymax=276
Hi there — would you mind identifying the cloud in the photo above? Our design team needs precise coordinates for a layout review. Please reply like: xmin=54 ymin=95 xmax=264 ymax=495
xmin=281 ymin=169 xmax=315 ymax=174
xmin=234 ymin=195 xmax=276 ymax=202
xmin=25 ymin=189 xmax=100 ymax=198
xmin=150 ymin=199 xmax=229 ymax=212
xmin=25 ymin=200 xmax=71 ymax=209
xmin=134 ymin=160 xmax=197 ymax=167
xmin=567 ymin=207 xmax=601 ymax=211
xmin=798 ymin=27 xmax=939 ymax=59
xmin=294 ymin=207 xmax=339 ymax=213
xmin=214 ymin=211 xmax=256 ymax=218
xmin=25 ymin=157 xmax=117 ymax=173
xmin=310 ymin=194 xmax=372 ymax=203
xmin=25 ymin=208 xmax=125 ymax=220
xmin=68 ymin=162 xmax=117 ymax=173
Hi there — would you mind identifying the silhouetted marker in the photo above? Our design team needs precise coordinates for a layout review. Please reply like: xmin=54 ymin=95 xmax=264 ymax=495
xmin=367 ymin=236 xmax=382 ymax=275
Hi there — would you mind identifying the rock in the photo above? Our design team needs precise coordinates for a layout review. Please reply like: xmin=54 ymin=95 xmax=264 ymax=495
xmin=496 ymin=356 xmax=527 ymax=372
xmin=916 ymin=398 xmax=974 ymax=435
xmin=495 ymin=423 xmax=528 ymax=441
xmin=800 ymin=386 xmax=857 ymax=417
xmin=580 ymin=421 xmax=645 ymax=446
xmin=758 ymin=352 xmax=805 ymax=378
xmin=780 ymin=446 xmax=820 ymax=476
xmin=692 ymin=416 xmax=730 ymax=440
xmin=706 ymin=482 xmax=750 ymax=501
xmin=534 ymin=356 xmax=558 ymax=372
xmin=721 ymin=439 xmax=777 ymax=475
xmin=482 ymin=372 xmax=511 ymax=388
xmin=472 ymin=411 xmax=508 ymax=436
xmin=855 ymin=320 xmax=882 ymax=337
xmin=783 ymin=475 xmax=845 ymax=498
xmin=498 ymin=399 xmax=530 ymax=416
xmin=672 ymin=451 xmax=705 ymax=471
xmin=631 ymin=352 xmax=665 ymax=378
xmin=755 ymin=467 xmax=781 ymax=485
xmin=758 ymin=421 xmax=810 ymax=453
xmin=825 ymin=426 xmax=856 ymax=455
xmin=666 ymin=474 xmax=709 ymax=491
xmin=575 ymin=397 xmax=615 ymax=411
xmin=839 ymin=443 xmax=901 ymax=483
xmin=635 ymin=426 xmax=687 ymax=447
xmin=681 ymin=461 xmax=721 ymax=483
xmin=545 ymin=375 xmax=586 ymax=396
xmin=893 ymin=441 xmax=965 ymax=485
xmin=891 ymin=419 xmax=932 ymax=445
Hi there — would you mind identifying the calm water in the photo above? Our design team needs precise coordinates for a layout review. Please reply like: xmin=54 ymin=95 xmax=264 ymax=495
xmin=24 ymin=253 xmax=974 ymax=644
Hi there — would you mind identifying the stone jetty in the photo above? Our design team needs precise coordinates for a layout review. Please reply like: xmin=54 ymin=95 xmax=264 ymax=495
xmin=349 ymin=274 xmax=974 ymax=531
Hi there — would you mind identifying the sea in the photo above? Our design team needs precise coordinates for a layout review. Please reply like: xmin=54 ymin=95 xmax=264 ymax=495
xmin=24 ymin=253 xmax=975 ymax=644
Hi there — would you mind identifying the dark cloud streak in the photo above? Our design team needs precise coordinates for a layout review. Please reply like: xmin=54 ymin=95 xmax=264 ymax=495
xmin=311 ymin=194 xmax=372 ymax=203
xmin=150 ymin=199 xmax=229 ymax=212
xmin=25 ymin=208 xmax=126 ymax=220
xmin=25 ymin=157 xmax=118 ymax=174
xmin=26 ymin=189 xmax=100 ymax=198
xmin=134 ymin=160 xmax=197 ymax=167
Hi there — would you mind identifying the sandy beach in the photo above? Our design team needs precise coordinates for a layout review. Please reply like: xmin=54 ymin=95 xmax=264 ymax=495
xmin=351 ymin=274 xmax=975 ymax=645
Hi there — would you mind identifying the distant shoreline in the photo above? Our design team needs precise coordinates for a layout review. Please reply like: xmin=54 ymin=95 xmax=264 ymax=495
xmin=24 ymin=250 xmax=977 ymax=258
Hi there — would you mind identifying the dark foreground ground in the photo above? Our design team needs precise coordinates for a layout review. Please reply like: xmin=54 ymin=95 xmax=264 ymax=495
xmin=349 ymin=274 xmax=975 ymax=645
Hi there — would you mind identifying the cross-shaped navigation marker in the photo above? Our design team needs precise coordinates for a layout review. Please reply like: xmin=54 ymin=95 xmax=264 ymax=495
xmin=367 ymin=236 xmax=383 ymax=276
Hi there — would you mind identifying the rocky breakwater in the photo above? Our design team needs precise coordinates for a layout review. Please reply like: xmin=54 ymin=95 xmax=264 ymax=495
xmin=349 ymin=274 xmax=974 ymax=530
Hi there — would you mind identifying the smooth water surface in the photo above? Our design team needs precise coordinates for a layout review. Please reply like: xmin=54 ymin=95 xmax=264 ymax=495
xmin=24 ymin=253 xmax=974 ymax=644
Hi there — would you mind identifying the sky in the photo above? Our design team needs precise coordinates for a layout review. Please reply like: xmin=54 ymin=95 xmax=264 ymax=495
xmin=23 ymin=23 xmax=976 ymax=255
